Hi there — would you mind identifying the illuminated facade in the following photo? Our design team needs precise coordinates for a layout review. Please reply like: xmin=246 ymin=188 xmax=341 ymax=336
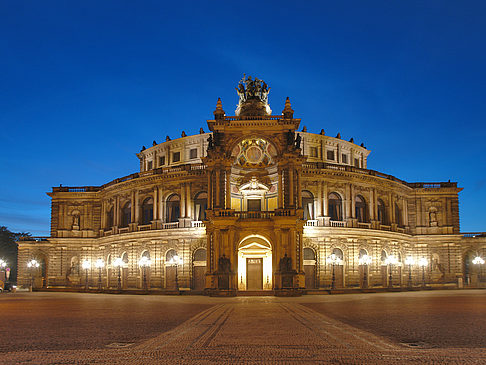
xmin=18 ymin=76 xmax=486 ymax=294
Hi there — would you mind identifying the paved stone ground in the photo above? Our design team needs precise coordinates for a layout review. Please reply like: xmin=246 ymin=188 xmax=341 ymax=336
xmin=1 ymin=291 xmax=486 ymax=364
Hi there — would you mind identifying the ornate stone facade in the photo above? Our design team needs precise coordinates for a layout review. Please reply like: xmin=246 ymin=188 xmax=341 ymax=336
xmin=18 ymin=77 xmax=486 ymax=293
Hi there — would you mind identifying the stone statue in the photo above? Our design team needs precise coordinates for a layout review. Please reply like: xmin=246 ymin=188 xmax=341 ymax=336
xmin=286 ymin=130 xmax=294 ymax=146
xmin=73 ymin=215 xmax=79 ymax=227
xmin=207 ymin=134 xmax=213 ymax=150
xmin=218 ymin=255 xmax=231 ymax=273
xmin=429 ymin=209 xmax=438 ymax=227
xmin=295 ymin=133 xmax=302 ymax=149
xmin=279 ymin=253 xmax=292 ymax=273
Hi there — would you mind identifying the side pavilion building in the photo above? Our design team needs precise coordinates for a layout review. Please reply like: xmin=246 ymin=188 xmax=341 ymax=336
xmin=18 ymin=76 xmax=486 ymax=294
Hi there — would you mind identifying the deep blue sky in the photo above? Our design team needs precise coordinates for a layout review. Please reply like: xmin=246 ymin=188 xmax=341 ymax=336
xmin=1 ymin=1 xmax=485 ymax=235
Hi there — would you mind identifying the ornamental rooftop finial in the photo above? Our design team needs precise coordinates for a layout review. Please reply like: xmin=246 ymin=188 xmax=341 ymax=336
xmin=282 ymin=97 xmax=294 ymax=119
xmin=214 ymin=97 xmax=225 ymax=120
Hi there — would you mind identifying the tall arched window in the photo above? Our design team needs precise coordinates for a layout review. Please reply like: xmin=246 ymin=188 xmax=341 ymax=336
xmin=302 ymin=190 xmax=314 ymax=220
xmin=121 ymin=202 xmax=131 ymax=227
xmin=141 ymin=250 xmax=150 ymax=260
xmin=166 ymin=249 xmax=177 ymax=262
xmin=332 ymin=247 xmax=344 ymax=260
xmin=122 ymin=252 xmax=128 ymax=265
xmin=193 ymin=248 xmax=207 ymax=262
xmin=142 ymin=197 xmax=154 ymax=225
xmin=355 ymin=195 xmax=368 ymax=223
xmin=395 ymin=202 xmax=402 ymax=227
xmin=107 ymin=207 xmax=114 ymax=228
xmin=359 ymin=248 xmax=368 ymax=259
xmin=377 ymin=199 xmax=387 ymax=225
xmin=328 ymin=193 xmax=343 ymax=221
xmin=304 ymin=247 xmax=316 ymax=260
xmin=194 ymin=192 xmax=208 ymax=221
xmin=167 ymin=194 xmax=180 ymax=223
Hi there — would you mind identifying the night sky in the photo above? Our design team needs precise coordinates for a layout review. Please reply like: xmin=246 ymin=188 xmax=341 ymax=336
xmin=1 ymin=1 xmax=485 ymax=236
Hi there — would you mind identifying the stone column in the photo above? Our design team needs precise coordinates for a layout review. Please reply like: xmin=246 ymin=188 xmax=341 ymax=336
xmin=134 ymin=190 xmax=140 ymax=224
xmin=186 ymin=183 xmax=191 ymax=219
xmin=153 ymin=187 xmax=158 ymax=221
xmin=350 ymin=184 xmax=355 ymax=218
xmin=278 ymin=168 xmax=283 ymax=209
xmin=322 ymin=181 xmax=328 ymax=216
xmin=115 ymin=196 xmax=120 ymax=227
xmin=369 ymin=189 xmax=374 ymax=221
xmin=225 ymin=168 xmax=231 ymax=209
xmin=316 ymin=181 xmax=322 ymax=217
xmin=101 ymin=200 xmax=106 ymax=230
xmin=297 ymin=171 xmax=302 ymax=209
xmin=130 ymin=191 xmax=136 ymax=223
xmin=215 ymin=170 xmax=220 ymax=208
xmin=403 ymin=196 xmax=409 ymax=227
xmin=180 ymin=183 xmax=186 ymax=218
xmin=289 ymin=168 xmax=294 ymax=207
xmin=207 ymin=170 xmax=212 ymax=210
xmin=158 ymin=186 xmax=164 ymax=220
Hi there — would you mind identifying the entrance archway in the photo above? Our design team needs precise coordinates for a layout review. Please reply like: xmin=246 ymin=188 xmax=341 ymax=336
xmin=238 ymin=235 xmax=272 ymax=291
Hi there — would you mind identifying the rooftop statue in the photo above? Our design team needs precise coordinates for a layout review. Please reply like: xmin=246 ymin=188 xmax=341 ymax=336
xmin=235 ymin=74 xmax=272 ymax=116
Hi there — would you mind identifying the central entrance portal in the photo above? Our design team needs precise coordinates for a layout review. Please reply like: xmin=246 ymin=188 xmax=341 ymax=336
xmin=246 ymin=258 xmax=263 ymax=290
xmin=238 ymin=235 xmax=272 ymax=291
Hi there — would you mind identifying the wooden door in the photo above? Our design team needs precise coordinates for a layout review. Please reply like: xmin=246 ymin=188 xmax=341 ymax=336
xmin=193 ymin=266 xmax=206 ymax=291
xmin=304 ymin=265 xmax=316 ymax=289
xmin=247 ymin=258 xmax=263 ymax=290
xmin=166 ymin=266 xmax=177 ymax=289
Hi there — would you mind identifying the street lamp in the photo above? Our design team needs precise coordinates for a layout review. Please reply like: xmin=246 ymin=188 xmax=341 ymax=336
xmin=168 ymin=254 xmax=183 ymax=290
xmin=82 ymin=259 xmax=91 ymax=291
xmin=405 ymin=256 xmax=415 ymax=288
xmin=358 ymin=254 xmax=372 ymax=289
xmin=472 ymin=256 xmax=485 ymax=283
xmin=113 ymin=257 xmax=124 ymax=291
xmin=27 ymin=259 xmax=39 ymax=292
xmin=327 ymin=253 xmax=342 ymax=290
xmin=384 ymin=255 xmax=399 ymax=288
xmin=95 ymin=258 xmax=105 ymax=291
xmin=418 ymin=257 xmax=428 ymax=288
xmin=138 ymin=256 xmax=151 ymax=291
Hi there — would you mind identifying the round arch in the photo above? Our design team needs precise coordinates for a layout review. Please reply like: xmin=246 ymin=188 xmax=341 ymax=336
xmin=237 ymin=235 xmax=273 ymax=291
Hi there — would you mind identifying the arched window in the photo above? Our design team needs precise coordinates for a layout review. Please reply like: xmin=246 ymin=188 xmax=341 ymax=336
xmin=377 ymin=199 xmax=387 ymax=225
xmin=194 ymin=192 xmax=208 ymax=221
xmin=193 ymin=248 xmax=207 ymax=262
xmin=142 ymin=197 xmax=154 ymax=225
xmin=167 ymin=194 xmax=180 ymax=223
xmin=122 ymin=252 xmax=128 ymax=265
xmin=332 ymin=248 xmax=344 ymax=261
xmin=359 ymin=248 xmax=368 ymax=259
xmin=141 ymin=250 xmax=150 ymax=260
xmin=121 ymin=202 xmax=131 ymax=227
xmin=303 ymin=247 xmax=316 ymax=260
xmin=107 ymin=207 xmax=114 ymax=228
xmin=380 ymin=250 xmax=388 ymax=264
xmin=166 ymin=249 xmax=177 ymax=262
xmin=395 ymin=202 xmax=402 ymax=227
xmin=328 ymin=193 xmax=343 ymax=221
xmin=107 ymin=254 xmax=112 ymax=266
xmin=302 ymin=191 xmax=314 ymax=220
xmin=355 ymin=195 xmax=368 ymax=223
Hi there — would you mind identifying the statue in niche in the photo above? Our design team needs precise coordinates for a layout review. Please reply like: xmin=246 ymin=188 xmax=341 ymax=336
xmin=218 ymin=254 xmax=231 ymax=273
xmin=429 ymin=208 xmax=438 ymax=227
xmin=279 ymin=253 xmax=292 ymax=273
xmin=73 ymin=215 xmax=79 ymax=227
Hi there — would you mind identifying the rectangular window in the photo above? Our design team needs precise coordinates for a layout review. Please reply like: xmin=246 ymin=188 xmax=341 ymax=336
xmin=354 ymin=158 xmax=360 ymax=168
xmin=342 ymin=154 xmax=348 ymax=164
xmin=147 ymin=161 xmax=153 ymax=170
xmin=310 ymin=147 xmax=318 ymax=158
xmin=172 ymin=152 xmax=180 ymax=163
xmin=327 ymin=150 xmax=335 ymax=161
xmin=190 ymin=148 xmax=198 ymax=159
xmin=159 ymin=156 xmax=165 ymax=165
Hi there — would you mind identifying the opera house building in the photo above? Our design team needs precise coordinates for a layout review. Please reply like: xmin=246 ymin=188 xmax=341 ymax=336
xmin=18 ymin=76 xmax=486 ymax=295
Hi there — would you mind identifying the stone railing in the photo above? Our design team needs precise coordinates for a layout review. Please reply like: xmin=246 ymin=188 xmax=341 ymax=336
xmin=380 ymin=224 xmax=391 ymax=231
xmin=330 ymin=220 xmax=346 ymax=227
xmin=137 ymin=224 xmax=152 ymax=231
xmin=118 ymin=227 xmax=130 ymax=234
xmin=304 ymin=220 xmax=319 ymax=227
xmin=302 ymin=162 xmax=457 ymax=189
xmin=462 ymin=232 xmax=486 ymax=238
xmin=162 ymin=222 xmax=180 ymax=229
xmin=235 ymin=211 xmax=275 ymax=220
xmin=191 ymin=221 xmax=205 ymax=228
xmin=357 ymin=222 xmax=372 ymax=229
